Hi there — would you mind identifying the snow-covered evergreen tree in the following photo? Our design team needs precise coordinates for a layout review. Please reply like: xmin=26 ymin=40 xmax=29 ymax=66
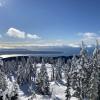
xmin=16 ymin=62 xmax=24 ymax=85
xmin=51 ymin=58 xmax=56 ymax=81
xmin=16 ymin=57 xmax=34 ymax=86
xmin=33 ymin=61 xmax=37 ymax=82
xmin=64 ymin=58 xmax=73 ymax=99
xmin=9 ymin=81 xmax=19 ymax=100
xmin=55 ymin=58 xmax=62 ymax=81
xmin=0 ymin=70 xmax=7 ymax=91
xmin=65 ymin=75 xmax=71 ymax=100
xmin=69 ymin=42 xmax=90 ymax=100
xmin=25 ymin=57 xmax=34 ymax=84
xmin=51 ymin=63 xmax=56 ymax=81
xmin=89 ymin=64 xmax=99 ymax=100
xmin=36 ymin=58 xmax=50 ymax=95
xmin=0 ymin=69 xmax=7 ymax=99
xmin=90 ymin=40 xmax=100 ymax=100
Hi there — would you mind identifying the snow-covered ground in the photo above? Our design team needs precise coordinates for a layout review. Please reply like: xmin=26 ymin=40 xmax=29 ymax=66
xmin=6 ymin=63 xmax=77 ymax=100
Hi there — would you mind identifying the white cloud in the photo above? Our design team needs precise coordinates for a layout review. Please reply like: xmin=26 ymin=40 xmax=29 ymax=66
xmin=0 ymin=0 xmax=7 ymax=7
xmin=78 ymin=32 xmax=97 ymax=38
xmin=0 ymin=34 xmax=2 ymax=38
xmin=83 ymin=32 xmax=97 ymax=39
xmin=68 ymin=44 xmax=80 ymax=47
xmin=27 ymin=34 xmax=41 ymax=39
xmin=0 ymin=2 xmax=2 ymax=7
xmin=7 ymin=27 xmax=41 ymax=40
xmin=7 ymin=28 xmax=25 ymax=38
xmin=77 ymin=32 xmax=100 ymax=45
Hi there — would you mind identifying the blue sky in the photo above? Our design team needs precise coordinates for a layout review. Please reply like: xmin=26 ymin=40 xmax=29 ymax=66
xmin=0 ymin=0 xmax=100 ymax=47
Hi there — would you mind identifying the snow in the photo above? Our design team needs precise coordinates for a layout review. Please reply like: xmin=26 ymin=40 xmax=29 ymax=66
xmin=4 ymin=63 xmax=78 ymax=100
xmin=50 ymin=81 xmax=66 ymax=100
xmin=5 ymin=63 xmax=68 ymax=100
xmin=17 ymin=81 xmax=67 ymax=100
xmin=70 ymin=97 xmax=78 ymax=100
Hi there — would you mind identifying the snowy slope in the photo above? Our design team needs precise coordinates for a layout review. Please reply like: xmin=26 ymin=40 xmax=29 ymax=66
xmin=6 ymin=63 xmax=78 ymax=100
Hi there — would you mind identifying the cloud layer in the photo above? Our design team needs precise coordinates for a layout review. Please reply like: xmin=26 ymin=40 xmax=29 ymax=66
xmin=0 ymin=27 xmax=100 ymax=49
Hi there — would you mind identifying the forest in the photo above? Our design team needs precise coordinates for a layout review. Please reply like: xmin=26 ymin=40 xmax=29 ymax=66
xmin=0 ymin=41 xmax=100 ymax=100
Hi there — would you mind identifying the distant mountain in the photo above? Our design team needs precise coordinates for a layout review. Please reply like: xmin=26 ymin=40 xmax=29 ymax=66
xmin=0 ymin=46 xmax=95 ymax=58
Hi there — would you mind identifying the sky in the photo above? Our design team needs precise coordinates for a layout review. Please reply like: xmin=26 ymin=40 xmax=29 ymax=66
xmin=0 ymin=0 xmax=100 ymax=48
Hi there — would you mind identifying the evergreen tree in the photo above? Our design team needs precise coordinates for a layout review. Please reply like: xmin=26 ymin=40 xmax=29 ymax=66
xmin=89 ymin=64 xmax=99 ymax=100
xmin=65 ymin=75 xmax=71 ymax=100
xmin=0 ymin=70 xmax=7 ymax=92
xmin=10 ymin=81 xmax=18 ymax=99
xmin=51 ymin=63 xmax=56 ymax=81
xmin=0 ymin=70 xmax=7 ymax=99
xmin=36 ymin=58 xmax=50 ymax=95
xmin=64 ymin=57 xmax=73 ymax=100
xmin=90 ymin=40 xmax=100 ymax=100
xmin=70 ymin=42 xmax=90 ymax=100
xmin=55 ymin=58 xmax=62 ymax=81
xmin=33 ymin=61 xmax=37 ymax=82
